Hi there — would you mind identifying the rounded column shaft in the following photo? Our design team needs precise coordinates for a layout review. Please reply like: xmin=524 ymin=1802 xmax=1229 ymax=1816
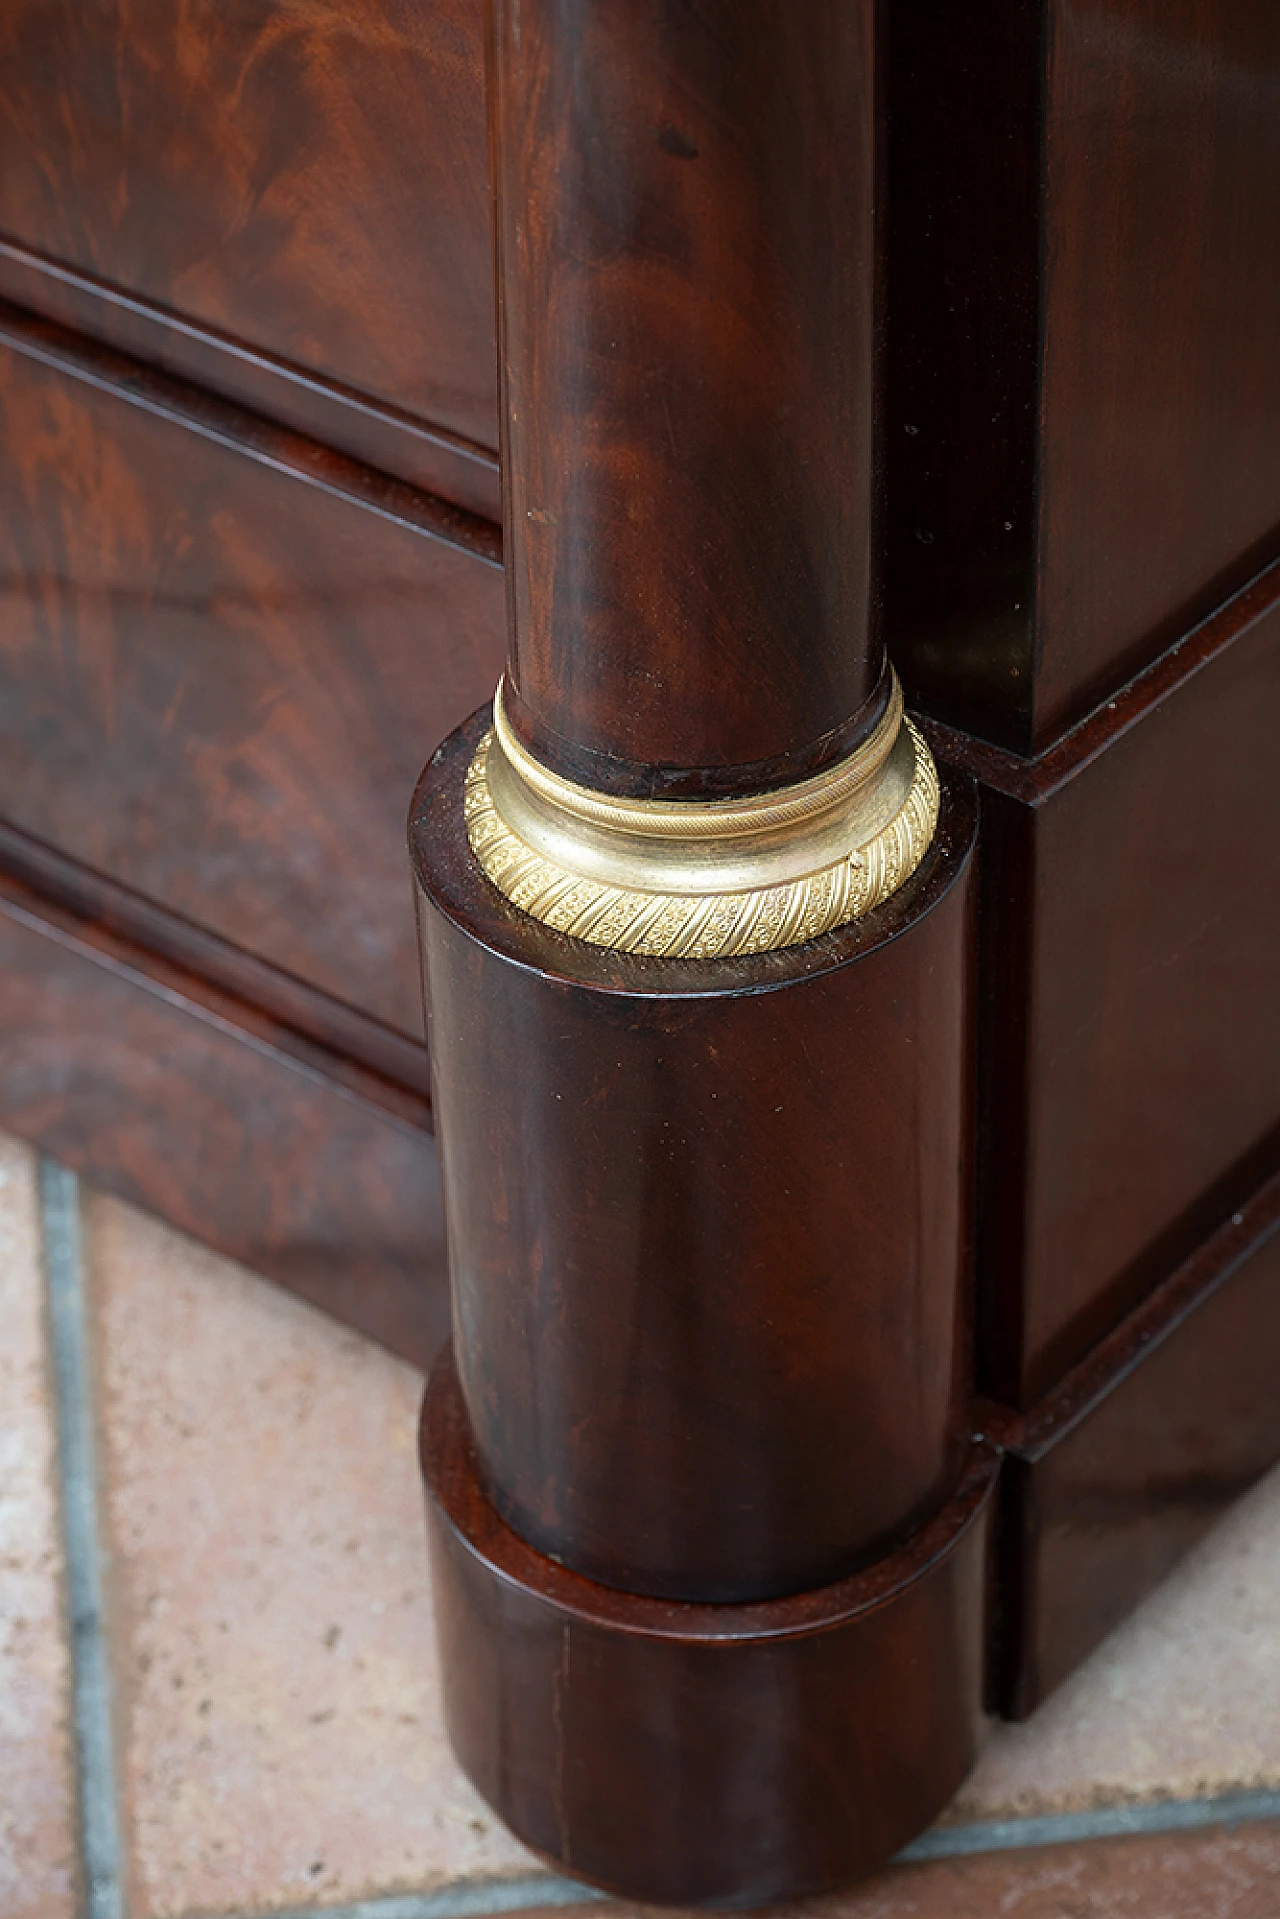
xmin=493 ymin=0 xmax=886 ymax=796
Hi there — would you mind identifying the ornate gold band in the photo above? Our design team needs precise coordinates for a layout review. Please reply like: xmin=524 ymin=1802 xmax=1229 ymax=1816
xmin=464 ymin=674 xmax=940 ymax=958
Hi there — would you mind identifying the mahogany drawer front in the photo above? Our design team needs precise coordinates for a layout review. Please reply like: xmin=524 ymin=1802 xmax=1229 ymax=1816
xmin=0 ymin=0 xmax=497 ymax=457
xmin=0 ymin=870 xmax=446 ymax=1367
xmin=0 ymin=333 xmax=505 ymax=1042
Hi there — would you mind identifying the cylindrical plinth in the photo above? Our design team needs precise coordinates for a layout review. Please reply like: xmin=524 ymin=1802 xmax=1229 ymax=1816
xmin=424 ymin=1350 xmax=997 ymax=1910
xmin=412 ymin=712 xmax=977 ymax=1606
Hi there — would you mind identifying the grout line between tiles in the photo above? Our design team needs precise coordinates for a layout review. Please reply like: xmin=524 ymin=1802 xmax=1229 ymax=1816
xmin=206 ymin=1788 xmax=1280 ymax=1919
xmin=898 ymin=1784 xmax=1280 ymax=1861
xmin=228 ymin=1875 xmax=602 ymax=1919
xmin=41 ymin=1157 xmax=126 ymax=1919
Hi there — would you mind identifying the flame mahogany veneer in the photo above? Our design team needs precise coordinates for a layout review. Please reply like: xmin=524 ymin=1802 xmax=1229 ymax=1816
xmin=0 ymin=0 xmax=1276 ymax=1904
xmin=0 ymin=0 xmax=500 ymax=485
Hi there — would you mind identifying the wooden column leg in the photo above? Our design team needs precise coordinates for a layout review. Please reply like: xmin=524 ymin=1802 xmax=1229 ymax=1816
xmin=409 ymin=2 xmax=993 ymax=1903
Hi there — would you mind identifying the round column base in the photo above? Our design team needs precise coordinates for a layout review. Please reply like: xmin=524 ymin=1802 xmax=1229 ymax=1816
xmin=422 ymin=1353 xmax=997 ymax=1910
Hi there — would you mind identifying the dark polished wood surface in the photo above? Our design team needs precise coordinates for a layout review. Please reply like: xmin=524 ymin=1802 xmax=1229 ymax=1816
xmin=0 ymin=298 xmax=501 ymax=563
xmin=0 ymin=0 xmax=498 ymax=455
xmin=0 ymin=868 xmax=446 ymax=1367
xmin=889 ymin=0 xmax=1280 ymax=752
xmin=0 ymin=312 xmax=505 ymax=1043
xmin=408 ymin=7 xmax=998 ymax=1892
xmin=416 ymin=712 xmax=977 ymax=1604
xmin=0 ymin=1 xmax=1277 ymax=1893
xmin=0 ymin=812 xmax=431 ymax=1098
xmin=495 ymin=0 xmax=887 ymax=796
xmin=987 ymin=1166 xmax=1280 ymax=1716
xmin=425 ymin=1349 xmax=996 ymax=1908
xmin=20 ymin=0 xmax=1277 ymax=697
xmin=1036 ymin=0 xmax=1280 ymax=740
xmin=885 ymin=0 xmax=1042 ymax=752
xmin=930 ymin=560 xmax=1280 ymax=1405
xmin=0 ymin=238 xmax=502 ymax=520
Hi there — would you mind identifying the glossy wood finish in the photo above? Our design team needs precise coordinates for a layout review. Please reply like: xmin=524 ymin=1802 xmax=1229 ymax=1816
xmin=888 ymin=0 xmax=1280 ymax=752
xmin=0 ymin=238 xmax=501 ymax=520
xmin=414 ymin=16 xmax=988 ymax=1885
xmin=0 ymin=307 xmax=504 ymax=1046
xmin=987 ymin=1165 xmax=1280 ymax=1717
xmin=415 ymin=713 xmax=977 ymax=1604
xmin=0 ymin=812 xmax=431 ymax=1099
xmin=494 ymin=0 xmax=888 ymax=796
xmin=885 ymin=2 xmax=1042 ymax=751
xmin=0 ymin=0 xmax=498 ymax=458
xmin=929 ymin=560 xmax=1280 ymax=1406
xmin=1 ymin=4 xmax=1277 ymax=1891
xmin=424 ymin=1348 xmax=996 ymax=1909
xmin=1037 ymin=0 xmax=1280 ymax=737
xmin=0 ymin=867 xmax=446 ymax=1368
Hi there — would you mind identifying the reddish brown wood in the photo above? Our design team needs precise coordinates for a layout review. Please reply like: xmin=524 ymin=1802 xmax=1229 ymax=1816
xmin=408 ymin=9 xmax=995 ymax=1895
xmin=888 ymin=0 xmax=1280 ymax=751
xmin=493 ymin=0 xmax=889 ymax=796
xmin=928 ymin=561 xmax=1280 ymax=1406
xmin=1 ymin=10 xmax=1277 ymax=1891
xmin=986 ymin=1166 xmax=1280 ymax=1717
xmin=424 ymin=1348 xmax=997 ymax=1909
xmin=415 ymin=713 xmax=977 ymax=1605
xmin=0 ymin=309 xmax=505 ymax=1046
xmin=1036 ymin=0 xmax=1280 ymax=738
xmin=0 ymin=239 xmax=501 ymax=520
xmin=0 ymin=868 xmax=446 ymax=1368
xmin=0 ymin=813 xmax=432 ymax=1099
xmin=0 ymin=0 xmax=498 ymax=455
xmin=0 ymin=299 xmax=501 ymax=562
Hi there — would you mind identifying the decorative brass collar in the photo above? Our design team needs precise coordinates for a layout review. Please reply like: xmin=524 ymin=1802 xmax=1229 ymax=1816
xmin=465 ymin=674 xmax=939 ymax=958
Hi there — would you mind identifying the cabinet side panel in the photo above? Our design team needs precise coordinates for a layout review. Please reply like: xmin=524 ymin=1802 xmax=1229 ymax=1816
xmin=1015 ymin=598 xmax=1280 ymax=1398
xmin=1002 ymin=1185 xmax=1280 ymax=1714
xmin=1036 ymin=0 xmax=1280 ymax=743
xmin=889 ymin=1 xmax=1280 ymax=752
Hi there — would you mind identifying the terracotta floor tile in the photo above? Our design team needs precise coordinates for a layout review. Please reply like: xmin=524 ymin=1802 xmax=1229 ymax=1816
xmin=0 ymin=1138 xmax=78 ymax=1919
xmin=574 ymin=1819 xmax=1280 ymax=1919
xmin=953 ymin=1460 xmax=1280 ymax=1821
xmin=824 ymin=1820 xmax=1280 ymax=1918
xmin=88 ymin=1189 xmax=536 ymax=1919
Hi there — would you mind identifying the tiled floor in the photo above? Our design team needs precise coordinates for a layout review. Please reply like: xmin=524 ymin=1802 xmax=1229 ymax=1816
xmin=0 ymin=1142 xmax=77 ymax=1919
xmin=4 ymin=1132 xmax=1280 ymax=1919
